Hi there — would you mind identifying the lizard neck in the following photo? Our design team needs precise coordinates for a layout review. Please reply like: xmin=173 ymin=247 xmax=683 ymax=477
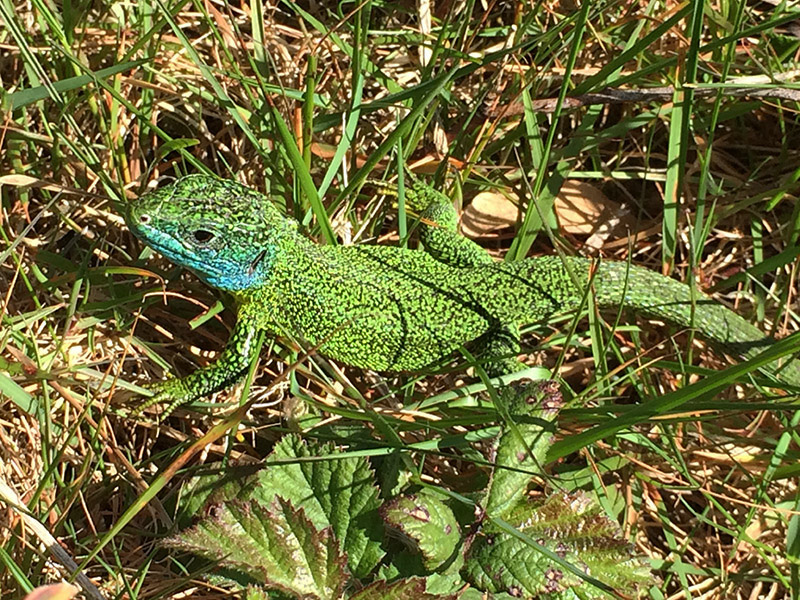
xmin=231 ymin=226 xmax=322 ymax=302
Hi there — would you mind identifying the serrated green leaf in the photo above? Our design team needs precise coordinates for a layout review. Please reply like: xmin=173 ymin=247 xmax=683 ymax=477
xmin=503 ymin=492 xmax=620 ymax=540
xmin=484 ymin=381 xmax=562 ymax=519
xmin=175 ymin=467 xmax=255 ymax=528
xmin=376 ymin=561 xmax=401 ymax=582
xmin=349 ymin=578 xmax=458 ymax=600
xmin=167 ymin=497 xmax=348 ymax=600
xmin=246 ymin=586 xmax=271 ymax=600
xmin=422 ymin=571 xmax=466 ymax=596
xmin=457 ymin=590 xmax=516 ymax=600
xmin=463 ymin=492 xmax=652 ymax=598
xmin=380 ymin=491 xmax=460 ymax=571
xmin=251 ymin=434 xmax=384 ymax=577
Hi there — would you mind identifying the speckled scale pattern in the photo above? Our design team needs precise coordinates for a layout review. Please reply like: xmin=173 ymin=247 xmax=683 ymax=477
xmin=410 ymin=184 xmax=496 ymax=268
xmin=126 ymin=175 xmax=800 ymax=409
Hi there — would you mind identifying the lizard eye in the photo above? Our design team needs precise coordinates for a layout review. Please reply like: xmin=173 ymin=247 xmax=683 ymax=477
xmin=139 ymin=214 xmax=151 ymax=225
xmin=192 ymin=229 xmax=215 ymax=245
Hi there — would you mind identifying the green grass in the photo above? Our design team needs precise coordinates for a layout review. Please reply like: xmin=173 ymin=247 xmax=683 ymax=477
xmin=2 ymin=0 xmax=800 ymax=598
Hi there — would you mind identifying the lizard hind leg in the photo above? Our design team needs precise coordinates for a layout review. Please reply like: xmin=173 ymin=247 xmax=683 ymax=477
xmin=374 ymin=175 xmax=494 ymax=267
xmin=407 ymin=180 xmax=528 ymax=375
xmin=476 ymin=326 xmax=527 ymax=377
xmin=409 ymin=182 xmax=498 ymax=268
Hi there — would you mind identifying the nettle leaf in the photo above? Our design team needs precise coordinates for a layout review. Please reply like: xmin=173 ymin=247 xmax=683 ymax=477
xmin=464 ymin=380 xmax=652 ymax=597
xmin=177 ymin=467 xmax=255 ymax=527
xmin=459 ymin=591 xmax=517 ymax=600
xmin=349 ymin=578 xmax=459 ymax=600
xmin=483 ymin=381 xmax=563 ymax=519
xmin=167 ymin=497 xmax=348 ymax=600
xmin=245 ymin=586 xmax=271 ymax=600
xmin=463 ymin=492 xmax=652 ymax=598
xmin=423 ymin=572 xmax=467 ymax=597
xmin=251 ymin=434 xmax=385 ymax=578
xmin=380 ymin=491 xmax=461 ymax=571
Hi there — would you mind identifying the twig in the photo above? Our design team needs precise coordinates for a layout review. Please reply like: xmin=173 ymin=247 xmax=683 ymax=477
xmin=486 ymin=85 xmax=800 ymax=116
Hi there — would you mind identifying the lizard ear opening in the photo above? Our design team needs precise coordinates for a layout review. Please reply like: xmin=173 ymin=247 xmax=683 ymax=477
xmin=248 ymin=248 xmax=268 ymax=275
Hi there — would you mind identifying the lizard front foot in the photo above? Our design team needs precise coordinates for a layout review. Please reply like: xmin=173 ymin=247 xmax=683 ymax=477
xmin=129 ymin=378 xmax=193 ymax=421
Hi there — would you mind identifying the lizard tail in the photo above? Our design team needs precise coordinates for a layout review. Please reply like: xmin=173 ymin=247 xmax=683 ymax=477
xmin=493 ymin=256 xmax=798 ymax=385
xmin=584 ymin=258 xmax=800 ymax=386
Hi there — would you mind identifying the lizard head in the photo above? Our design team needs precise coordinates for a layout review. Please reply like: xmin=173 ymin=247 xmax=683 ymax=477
xmin=126 ymin=175 xmax=295 ymax=291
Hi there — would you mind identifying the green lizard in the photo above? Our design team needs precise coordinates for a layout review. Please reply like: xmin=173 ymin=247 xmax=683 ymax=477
xmin=125 ymin=174 xmax=800 ymax=415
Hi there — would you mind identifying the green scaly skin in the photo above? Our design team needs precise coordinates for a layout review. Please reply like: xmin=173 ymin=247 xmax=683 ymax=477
xmin=125 ymin=175 xmax=800 ymax=415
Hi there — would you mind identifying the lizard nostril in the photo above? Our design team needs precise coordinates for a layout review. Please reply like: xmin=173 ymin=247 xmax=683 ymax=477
xmin=139 ymin=214 xmax=151 ymax=225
